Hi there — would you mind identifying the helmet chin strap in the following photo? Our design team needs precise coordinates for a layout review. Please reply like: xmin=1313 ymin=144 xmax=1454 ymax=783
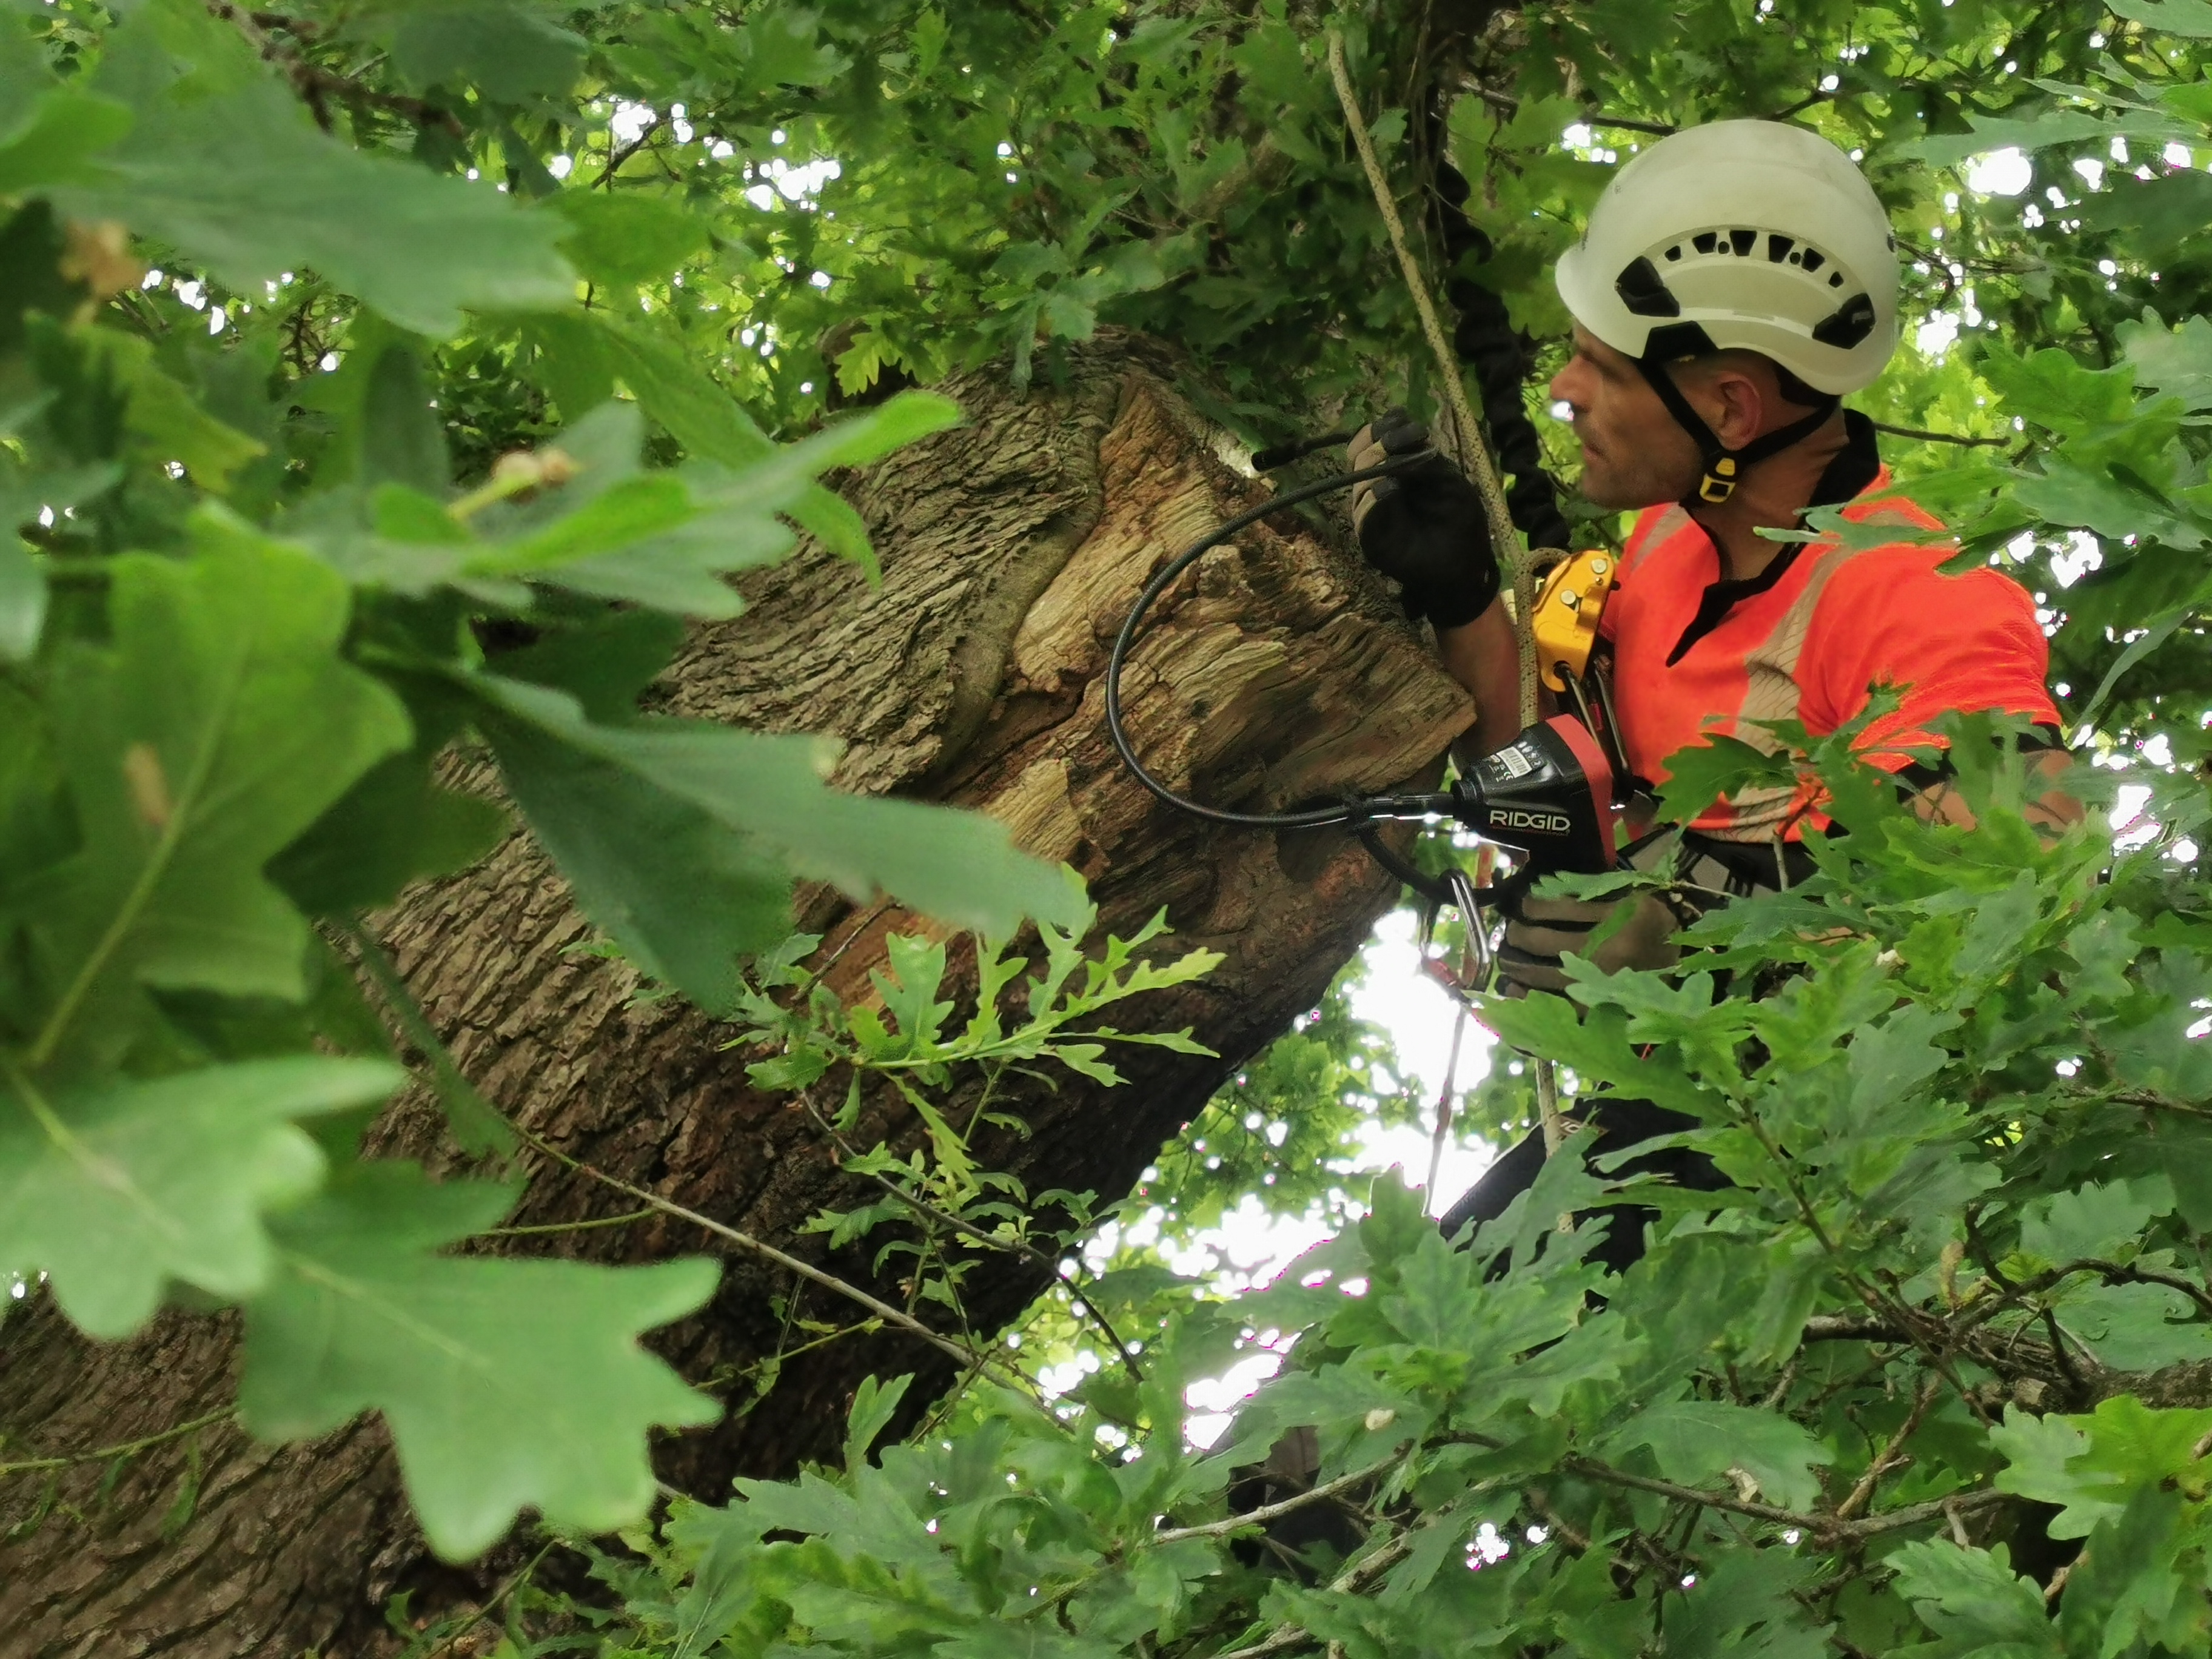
xmin=1634 ymin=357 xmax=1840 ymax=508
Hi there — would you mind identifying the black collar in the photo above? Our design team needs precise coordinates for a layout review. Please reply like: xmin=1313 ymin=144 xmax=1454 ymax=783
xmin=1662 ymin=411 xmax=1883 ymax=667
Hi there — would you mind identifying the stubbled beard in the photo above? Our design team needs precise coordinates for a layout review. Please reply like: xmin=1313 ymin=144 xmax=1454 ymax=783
xmin=1581 ymin=454 xmax=1698 ymax=511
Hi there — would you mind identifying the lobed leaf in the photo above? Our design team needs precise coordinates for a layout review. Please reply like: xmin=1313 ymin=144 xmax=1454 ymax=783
xmin=0 ymin=1056 xmax=401 ymax=1338
xmin=239 ymin=1161 xmax=722 ymax=1559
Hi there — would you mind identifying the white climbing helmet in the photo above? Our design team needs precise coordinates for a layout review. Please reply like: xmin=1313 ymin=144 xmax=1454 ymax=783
xmin=1554 ymin=119 xmax=1900 ymax=396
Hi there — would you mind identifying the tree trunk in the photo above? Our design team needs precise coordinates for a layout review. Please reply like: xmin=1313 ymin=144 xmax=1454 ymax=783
xmin=0 ymin=332 xmax=1473 ymax=1657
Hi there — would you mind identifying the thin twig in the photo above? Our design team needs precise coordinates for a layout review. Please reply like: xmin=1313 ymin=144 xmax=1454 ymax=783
xmin=1765 ymin=89 xmax=1837 ymax=121
xmin=1208 ymin=1530 xmax=1421 ymax=1659
xmin=1560 ymin=1453 xmax=2008 ymax=1539
xmin=596 ymin=116 xmax=665 ymax=188
xmin=514 ymin=1123 xmax=1037 ymax=1395
xmin=1834 ymin=1375 xmax=1939 ymax=1521
xmin=420 ymin=1538 xmax=558 ymax=1659
xmin=1761 ymin=1356 xmax=1801 ymax=1412
xmin=1327 ymin=30 xmax=1571 ymax=1159
xmin=1324 ymin=33 xmax=1526 ymax=607
xmin=1424 ymin=1005 xmax=1468 ymax=1213
xmin=796 ymin=1093 xmax=1146 ymax=1382
xmin=481 ymin=1207 xmax=656 ymax=1239
xmin=0 ymin=1409 xmax=233 ymax=1480
xmin=1526 ymin=1486 xmax=1592 ymax=1552
xmin=1153 ymin=1455 xmax=1400 ymax=1544
xmin=1468 ymin=85 xmax=1675 ymax=136
xmin=204 ymin=0 xmax=461 ymax=134
xmin=1868 ymin=420 xmax=2011 ymax=449
xmin=1803 ymin=1314 xmax=1913 ymax=1344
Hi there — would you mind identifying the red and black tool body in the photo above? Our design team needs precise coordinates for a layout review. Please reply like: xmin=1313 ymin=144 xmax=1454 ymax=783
xmin=1444 ymin=714 xmax=1618 ymax=880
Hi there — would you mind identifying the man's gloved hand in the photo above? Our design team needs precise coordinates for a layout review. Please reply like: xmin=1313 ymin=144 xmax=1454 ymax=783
xmin=1495 ymin=834 xmax=1687 ymax=997
xmin=1347 ymin=407 xmax=1501 ymax=629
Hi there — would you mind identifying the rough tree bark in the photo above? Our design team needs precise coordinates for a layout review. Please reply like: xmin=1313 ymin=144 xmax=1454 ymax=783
xmin=0 ymin=333 xmax=1473 ymax=1657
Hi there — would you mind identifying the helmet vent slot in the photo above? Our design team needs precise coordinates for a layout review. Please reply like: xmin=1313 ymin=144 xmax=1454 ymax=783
xmin=1800 ymin=247 xmax=1826 ymax=272
xmin=1614 ymin=256 xmax=1681 ymax=318
xmin=1811 ymin=292 xmax=1877 ymax=348
xmin=1692 ymin=232 xmax=1719 ymax=254
xmin=1766 ymin=235 xmax=1795 ymax=263
xmin=1728 ymin=228 xmax=1758 ymax=256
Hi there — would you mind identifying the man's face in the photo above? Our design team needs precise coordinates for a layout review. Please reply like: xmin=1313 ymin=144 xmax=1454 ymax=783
xmin=1547 ymin=328 xmax=1703 ymax=510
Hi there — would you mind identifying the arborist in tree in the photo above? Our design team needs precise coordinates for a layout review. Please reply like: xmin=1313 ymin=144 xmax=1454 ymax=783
xmin=1347 ymin=119 xmax=2081 ymax=1259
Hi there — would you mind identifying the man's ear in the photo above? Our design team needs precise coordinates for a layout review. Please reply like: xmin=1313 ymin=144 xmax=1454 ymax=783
xmin=1704 ymin=366 xmax=1768 ymax=451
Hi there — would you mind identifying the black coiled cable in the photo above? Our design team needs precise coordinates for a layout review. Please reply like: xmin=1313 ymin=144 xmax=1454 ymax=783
xmin=1108 ymin=120 xmax=1578 ymax=842
xmin=1432 ymin=157 xmax=1574 ymax=554
xmin=1104 ymin=451 xmax=1457 ymax=831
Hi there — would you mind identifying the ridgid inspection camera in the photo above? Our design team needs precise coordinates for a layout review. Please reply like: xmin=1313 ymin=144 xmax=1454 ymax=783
xmin=1101 ymin=439 xmax=1627 ymax=896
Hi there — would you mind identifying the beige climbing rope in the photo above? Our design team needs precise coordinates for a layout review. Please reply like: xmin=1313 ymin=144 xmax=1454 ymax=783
xmin=1326 ymin=30 xmax=1572 ymax=1161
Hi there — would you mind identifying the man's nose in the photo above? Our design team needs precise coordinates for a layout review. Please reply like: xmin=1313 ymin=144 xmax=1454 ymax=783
xmin=1547 ymin=361 xmax=1584 ymax=412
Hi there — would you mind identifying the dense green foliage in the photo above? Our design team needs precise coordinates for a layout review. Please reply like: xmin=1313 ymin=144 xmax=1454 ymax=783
xmin=15 ymin=0 xmax=2212 ymax=1654
xmin=0 ymin=0 xmax=1087 ymax=1563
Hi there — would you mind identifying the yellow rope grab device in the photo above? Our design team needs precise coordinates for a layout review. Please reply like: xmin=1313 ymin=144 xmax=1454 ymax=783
xmin=1531 ymin=548 xmax=1620 ymax=695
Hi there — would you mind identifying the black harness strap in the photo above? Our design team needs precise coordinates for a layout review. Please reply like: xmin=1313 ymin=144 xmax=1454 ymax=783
xmin=1633 ymin=354 xmax=1839 ymax=508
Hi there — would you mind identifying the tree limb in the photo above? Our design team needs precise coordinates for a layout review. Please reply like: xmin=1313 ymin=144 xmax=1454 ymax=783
xmin=514 ymin=1122 xmax=1039 ymax=1397
xmin=203 ymin=0 xmax=461 ymax=135
xmin=1152 ymin=1454 xmax=1401 ymax=1544
xmin=1207 ymin=1530 xmax=1420 ymax=1659
xmin=1560 ymin=1453 xmax=2008 ymax=1540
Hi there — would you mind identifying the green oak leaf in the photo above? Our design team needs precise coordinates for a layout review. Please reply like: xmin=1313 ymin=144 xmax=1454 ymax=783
xmin=2109 ymin=0 xmax=2212 ymax=35
xmin=1604 ymin=1398 xmax=1833 ymax=1511
xmin=1888 ymin=1541 xmax=2060 ymax=1657
xmin=240 ymin=1161 xmax=721 ymax=1559
xmin=0 ymin=1056 xmax=401 ymax=1338
xmin=2017 ymin=1176 xmax=2174 ymax=1266
xmin=2120 ymin=312 xmax=2212 ymax=411
xmin=1653 ymin=731 xmax=1800 ymax=827
xmin=469 ymin=674 xmax=1084 ymax=1013
xmin=1990 ymin=1397 xmax=2212 ymax=1540
xmin=55 ymin=0 xmax=572 ymax=337
xmin=551 ymin=191 xmax=714 ymax=289
xmin=1905 ymin=106 xmax=2189 ymax=169
xmin=0 ymin=87 xmax=132 ymax=196
xmin=2055 ymin=1279 xmax=2212 ymax=1371
xmin=386 ymin=2 xmax=588 ymax=102
xmin=31 ymin=543 xmax=409 ymax=1074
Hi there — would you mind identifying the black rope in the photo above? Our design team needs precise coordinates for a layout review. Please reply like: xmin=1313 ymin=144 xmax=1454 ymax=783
xmin=1430 ymin=155 xmax=1575 ymax=554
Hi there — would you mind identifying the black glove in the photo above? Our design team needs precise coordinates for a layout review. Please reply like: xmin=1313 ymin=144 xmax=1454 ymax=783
xmin=1346 ymin=407 xmax=1500 ymax=629
xmin=1495 ymin=832 xmax=1693 ymax=997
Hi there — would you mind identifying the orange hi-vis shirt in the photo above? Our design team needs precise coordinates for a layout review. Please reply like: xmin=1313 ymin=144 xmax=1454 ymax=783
xmin=1598 ymin=418 xmax=2059 ymax=841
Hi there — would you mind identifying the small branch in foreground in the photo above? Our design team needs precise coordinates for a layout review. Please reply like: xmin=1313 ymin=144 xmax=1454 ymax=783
xmin=515 ymin=1124 xmax=1039 ymax=1397
xmin=1526 ymin=1486 xmax=1592 ymax=1553
xmin=0 ymin=1409 xmax=234 ymax=1480
xmin=204 ymin=0 xmax=462 ymax=135
xmin=1561 ymin=1455 xmax=2008 ymax=1540
xmin=1208 ymin=1529 xmax=1420 ymax=1659
xmin=420 ymin=1538 xmax=558 ymax=1659
xmin=1151 ymin=1455 xmax=1400 ymax=1545
xmin=1834 ymin=1375 xmax=1940 ymax=1521
xmin=1467 ymin=85 xmax=1675 ymax=135
xmin=796 ymin=1092 xmax=1146 ymax=1383
xmin=481 ymin=1207 xmax=656 ymax=1239
xmin=1868 ymin=420 xmax=2011 ymax=449
xmin=596 ymin=116 xmax=665 ymax=187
